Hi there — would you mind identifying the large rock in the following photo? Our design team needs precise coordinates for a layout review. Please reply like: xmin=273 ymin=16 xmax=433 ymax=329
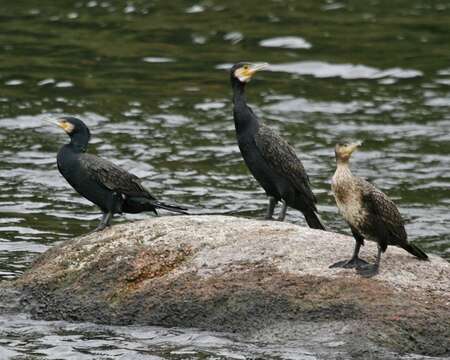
xmin=12 ymin=215 xmax=450 ymax=358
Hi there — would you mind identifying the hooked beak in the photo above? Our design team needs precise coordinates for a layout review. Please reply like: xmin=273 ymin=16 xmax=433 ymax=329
xmin=235 ymin=62 xmax=269 ymax=83
xmin=43 ymin=117 xmax=74 ymax=133
xmin=43 ymin=117 xmax=61 ymax=127
xmin=347 ymin=141 xmax=363 ymax=154
xmin=247 ymin=62 xmax=269 ymax=75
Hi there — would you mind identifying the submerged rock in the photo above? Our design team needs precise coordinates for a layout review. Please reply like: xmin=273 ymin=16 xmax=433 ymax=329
xmin=11 ymin=215 xmax=450 ymax=358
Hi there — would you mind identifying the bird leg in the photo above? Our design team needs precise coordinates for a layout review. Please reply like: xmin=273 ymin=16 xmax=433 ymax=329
xmin=356 ymin=245 xmax=382 ymax=278
xmin=265 ymin=196 xmax=277 ymax=220
xmin=92 ymin=192 xmax=121 ymax=232
xmin=92 ymin=212 xmax=113 ymax=232
xmin=329 ymin=241 xmax=368 ymax=269
xmin=277 ymin=199 xmax=287 ymax=221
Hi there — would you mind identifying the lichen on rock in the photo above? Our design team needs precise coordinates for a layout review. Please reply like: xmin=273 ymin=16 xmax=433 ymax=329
xmin=10 ymin=215 xmax=450 ymax=358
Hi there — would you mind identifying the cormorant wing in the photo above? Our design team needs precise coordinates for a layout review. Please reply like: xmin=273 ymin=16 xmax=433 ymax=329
xmin=254 ymin=125 xmax=317 ymax=206
xmin=359 ymin=180 xmax=407 ymax=246
xmin=79 ymin=153 xmax=155 ymax=198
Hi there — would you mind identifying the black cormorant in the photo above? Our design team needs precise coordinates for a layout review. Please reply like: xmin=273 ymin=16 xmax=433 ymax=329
xmin=330 ymin=142 xmax=428 ymax=277
xmin=48 ymin=116 xmax=187 ymax=232
xmin=230 ymin=62 xmax=325 ymax=229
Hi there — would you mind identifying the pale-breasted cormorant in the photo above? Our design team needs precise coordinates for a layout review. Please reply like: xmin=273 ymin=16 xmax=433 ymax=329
xmin=230 ymin=62 xmax=325 ymax=229
xmin=331 ymin=142 xmax=428 ymax=277
xmin=48 ymin=116 xmax=187 ymax=232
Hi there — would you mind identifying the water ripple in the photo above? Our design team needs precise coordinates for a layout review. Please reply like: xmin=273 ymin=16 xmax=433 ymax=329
xmin=0 ymin=315 xmax=318 ymax=360
xmin=260 ymin=36 xmax=312 ymax=49
xmin=268 ymin=61 xmax=423 ymax=80
xmin=263 ymin=97 xmax=370 ymax=115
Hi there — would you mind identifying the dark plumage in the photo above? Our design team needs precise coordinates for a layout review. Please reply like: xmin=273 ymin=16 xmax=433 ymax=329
xmin=330 ymin=142 xmax=428 ymax=277
xmin=230 ymin=62 xmax=324 ymax=229
xmin=51 ymin=116 xmax=187 ymax=232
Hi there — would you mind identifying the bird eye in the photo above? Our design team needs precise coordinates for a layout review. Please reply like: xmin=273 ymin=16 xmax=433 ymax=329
xmin=243 ymin=65 xmax=249 ymax=70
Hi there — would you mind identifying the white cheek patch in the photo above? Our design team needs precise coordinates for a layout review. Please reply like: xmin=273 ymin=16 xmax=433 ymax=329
xmin=234 ymin=69 xmax=251 ymax=83
xmin=237 ymin=74 xmax=251 ymax=82
xmin=65 ymin=123 xmax=75 ymax=133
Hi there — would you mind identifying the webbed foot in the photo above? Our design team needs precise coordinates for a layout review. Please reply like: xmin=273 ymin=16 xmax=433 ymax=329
xmin=94 ymin=223 xmax=108 ymax=232
xmin=87 ymin=223 xmax=108 ymax=234
xmin=329 ymin=257 xmax=369 ymax=269
xmin=356 ymin=263 xmax=379 ymax=278
xmin=88 ymin=212 xmax=113 ymax=234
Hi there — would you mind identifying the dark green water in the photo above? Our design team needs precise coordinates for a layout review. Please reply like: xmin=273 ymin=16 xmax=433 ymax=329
xmin=0 ymin=0 xmax=449 ymax=358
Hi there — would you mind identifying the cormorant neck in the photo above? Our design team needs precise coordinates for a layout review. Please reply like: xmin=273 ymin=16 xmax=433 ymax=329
xmin=231 ymin=77 xmax=260 ymax=135
xmin=231 ymin=77 xmax=247 ymax=105
xmin=336 ymin=159 xmax=352 ymax=171
xmin=69 ymin=132 xmax=89 ymax=153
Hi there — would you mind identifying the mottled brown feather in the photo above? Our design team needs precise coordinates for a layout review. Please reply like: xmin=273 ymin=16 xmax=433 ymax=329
xmin=357 ymin=178 xmax=407 ymax=249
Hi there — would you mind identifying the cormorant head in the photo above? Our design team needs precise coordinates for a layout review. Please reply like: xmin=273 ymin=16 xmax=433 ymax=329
xmin=335 ymin=141 xmax=362 ymax=162
xmin=45 ymin=116 xmax=91 ymax=145
xmin=230 ymin=62 xmax=269 ymax=84
xmin=56 ymin=116 xmax=90 ymax=138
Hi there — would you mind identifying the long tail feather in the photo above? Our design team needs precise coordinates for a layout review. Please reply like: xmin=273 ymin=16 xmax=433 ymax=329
xmin=151 ymin=200 xmax=189 ymax=214
xmin=304 ymin=211 xmax=326 ymax=230
xmin=402 ymin=243 xmax=428 ymax=260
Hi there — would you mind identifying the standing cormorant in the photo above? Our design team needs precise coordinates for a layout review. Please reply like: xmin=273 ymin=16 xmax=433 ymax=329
xmin=331 ymin=142 xmax=428 ymax=277
xmin=48 ymin=116 xmax=187 ymax=232
xmin=230 ymin=62 xmax=324 ymax=229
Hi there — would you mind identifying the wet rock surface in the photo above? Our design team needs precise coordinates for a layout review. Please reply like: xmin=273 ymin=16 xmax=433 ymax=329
xmin=6 ymin=215 xmax=450 ymax=358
